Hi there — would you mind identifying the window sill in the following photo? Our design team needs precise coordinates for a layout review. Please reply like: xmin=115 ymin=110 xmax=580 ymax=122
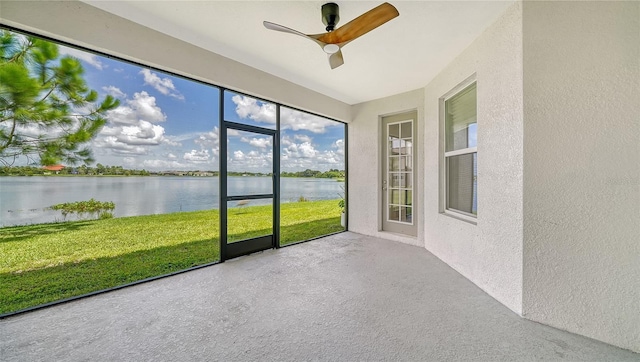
xmin=442 ymin=210 xmax=477 ymax=225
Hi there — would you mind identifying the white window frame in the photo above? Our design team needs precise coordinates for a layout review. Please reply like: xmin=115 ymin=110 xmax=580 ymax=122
xmin=386 ymin=119 xmax=414 ymax=226
xmin=439 ymin=75 xmax=477 ymax=224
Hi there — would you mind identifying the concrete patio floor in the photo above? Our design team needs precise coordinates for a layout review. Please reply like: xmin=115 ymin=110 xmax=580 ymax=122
xmin=1 ymin=232 xmax=638 ymax=361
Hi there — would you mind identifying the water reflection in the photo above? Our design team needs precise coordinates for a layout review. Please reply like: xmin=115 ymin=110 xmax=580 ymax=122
xmin=0 ymin=176 xmax=344 ymax=226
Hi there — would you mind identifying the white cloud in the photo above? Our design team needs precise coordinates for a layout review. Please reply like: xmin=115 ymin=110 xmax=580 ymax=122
xmin=283 ymin=142 xmax=317 ymax=159
xmin=107 ymin=91 xmax=166 ymax=125
xmin=194 ymin=128 xmax=219 ymax=148
xmin=231 ymin=95 xmax=275 ymax=124
xmin=281 ymin=136 xmax=293 ymax=147
xmin=117 ymin=121 xmax=166 ymax=146
xmin=122 ymin=157 xmax=136 ymax=167
xmin=4 ymin=123 xmax=50 ymax=139
xmin=94 ymin=136 xmax=148 ymax=155
xmin=183 ymin=149 xmax=210 ymax=163
xmin=142 ymin=159 xmax=189 ymax=170
xmin=167 ymin=153 xmax=177 ymax=160
xmin=298 ymin=142 xmax=317 ymax=158
xmin=248 ymin=150 xmax=269 ymax=160
xmin=231 ymin=95 xmax=339 ymax=134
xmin=193 ymin=127 xmax=220 ymax=158
xmin=98 ymin=126 xmax=119 ymax=136
xmin=140 ymin=69 xmax=184 ymax=100
xmin=233 ymin=150 xmax=245 ymax=160
xmin=59 ymin=46 xmax=104 ymax=70
xmin=278 ymin=138 xmax=344 ymax=172
xmin=294 ymin=134 xmax=313 ymax=143
xmin=171 ymin=132 xmax=200 ymax=143
xmin=1 ymin=114 xmax=88 ymax=151
xmin=280 ymin=108 xmax=336 ymax=134
xmin=162 ymin=137 xmax=182 ymax=147
xmin=333 ymin=139 xmax=345 ymax=156
xmin=95 ymin=92 xmax=173 ymax=156
xmin=228 ymin=149 xmax=272 ymax=171
xmin=316 ymin=150 xmax=341 ymax=165
xmin=102 ymin=86 xmax=126 ymax=99
xmin=241 ymin=136 xmax=272 ymax=149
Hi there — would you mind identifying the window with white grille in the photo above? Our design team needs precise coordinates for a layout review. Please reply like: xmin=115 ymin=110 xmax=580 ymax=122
xmin=444 ymin=82 xmax=477 ymax=218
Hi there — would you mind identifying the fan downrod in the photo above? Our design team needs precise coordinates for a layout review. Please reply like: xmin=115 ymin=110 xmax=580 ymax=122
xmin=322 ymin=3 xmax=340 ymax=32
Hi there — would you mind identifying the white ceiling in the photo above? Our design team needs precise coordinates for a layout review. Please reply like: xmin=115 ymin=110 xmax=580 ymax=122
xmin=83 ymin=1 xmax=514 ymax=105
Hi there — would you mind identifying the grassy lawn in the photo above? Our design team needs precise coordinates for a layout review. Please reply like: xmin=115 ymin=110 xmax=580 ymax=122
xmin=0 ymin=199 xmax=343 ymax=315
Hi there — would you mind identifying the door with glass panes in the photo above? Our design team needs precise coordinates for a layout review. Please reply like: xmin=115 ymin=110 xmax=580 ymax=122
xmin=381 ymin=111 xmax=417 ymax=236
xmin=220 ymin=122 xmax=277 ymax=260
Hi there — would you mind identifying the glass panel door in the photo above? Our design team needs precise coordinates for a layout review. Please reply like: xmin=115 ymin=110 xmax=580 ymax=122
xmin=221 ymin=123 xmax=277 ymax=260
xmin=381 ymin=112 xmax=417 ymax=236
xmin=387 ymin=121 xmax=413 ymax=224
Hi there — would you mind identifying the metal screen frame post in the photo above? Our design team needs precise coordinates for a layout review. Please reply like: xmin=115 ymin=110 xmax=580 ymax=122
xmin=344 ymin=122 xmax=349 ymax=230
xmin=219 ymin=89 xmax=228 ymax=261
xmin=274 ymin=105 xmax=281 ymax=248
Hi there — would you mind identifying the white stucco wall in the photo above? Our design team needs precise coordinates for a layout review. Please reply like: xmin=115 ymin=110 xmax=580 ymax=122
xmin=522 ymin=1 xmax=640 ymax=353
xmin=349 ymin=89 xmax=425 ymax=247
xmin=423 ymin=2 xmax=524 ymax=314
xmin=0 ymin=1 xmax=351 ymax=122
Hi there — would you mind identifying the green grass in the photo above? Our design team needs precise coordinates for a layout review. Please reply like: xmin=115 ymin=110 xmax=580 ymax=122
xmin=280 ymin=199 xmax=344 ymax=244
xmin=0 ymin=199 xmax=343 ymax=315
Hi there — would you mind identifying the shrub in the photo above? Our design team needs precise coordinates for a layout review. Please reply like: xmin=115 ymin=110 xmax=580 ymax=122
xmin=98 ymin=212 xmax=114 ymax=220
xmin=49 ymin=199 xmax=115 ymax=221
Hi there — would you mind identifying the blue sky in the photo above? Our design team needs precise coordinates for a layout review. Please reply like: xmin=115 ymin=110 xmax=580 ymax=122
xmin=56 ymin=43 xmax=345 ymax=173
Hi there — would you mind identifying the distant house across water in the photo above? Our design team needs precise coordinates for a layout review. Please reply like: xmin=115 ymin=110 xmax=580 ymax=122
xmin=42 ymin=165 xmax=65 ymax=174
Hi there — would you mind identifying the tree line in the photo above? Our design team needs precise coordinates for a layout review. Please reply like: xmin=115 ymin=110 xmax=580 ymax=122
xmin=281 ymin=169 xmax=344 ymax=179
xmin=0 ymin=166 xmax=345 ymax=178
xmin=0 ymin=165 xmax=150 ymax=176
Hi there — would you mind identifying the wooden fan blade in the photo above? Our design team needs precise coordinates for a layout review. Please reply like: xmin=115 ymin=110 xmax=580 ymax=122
xmin=317 ymin=2 xmax=399 ymax=45
xmin=328 ymin=50 xmax=344 ymax=69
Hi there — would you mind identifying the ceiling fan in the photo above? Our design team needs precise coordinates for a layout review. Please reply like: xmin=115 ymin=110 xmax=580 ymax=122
xmin=263 ymin=2 xmax=399 ymax=69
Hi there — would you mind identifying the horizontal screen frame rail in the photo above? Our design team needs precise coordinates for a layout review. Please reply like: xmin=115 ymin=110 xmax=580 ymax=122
xmin=227 ymin=194 xmax=274 ymax=201
xmin=226 ymin=235 xmax=274 ymax=259
xmin=223 ymin=121 xmax=277 ymax=136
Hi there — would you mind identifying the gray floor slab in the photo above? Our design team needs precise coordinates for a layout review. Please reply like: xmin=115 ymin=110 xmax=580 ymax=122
xmin=1 ymin=232 xmax=638 ymax=361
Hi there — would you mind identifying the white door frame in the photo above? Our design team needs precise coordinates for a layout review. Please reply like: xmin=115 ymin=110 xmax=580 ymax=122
xmin=381 ymin=111 xmax=418 ymax=237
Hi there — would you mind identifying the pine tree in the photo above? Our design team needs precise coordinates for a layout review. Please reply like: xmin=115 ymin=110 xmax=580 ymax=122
xmin=0 ymin=30 xmax=119 ymax=166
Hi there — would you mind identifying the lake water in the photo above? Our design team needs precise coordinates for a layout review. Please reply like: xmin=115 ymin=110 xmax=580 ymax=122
xmin=0 ymin=176 xmax=344 ymax=227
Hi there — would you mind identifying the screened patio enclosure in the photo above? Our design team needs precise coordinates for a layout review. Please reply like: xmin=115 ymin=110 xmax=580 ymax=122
xmin=0 ymin=27 xmax=346 ymax=316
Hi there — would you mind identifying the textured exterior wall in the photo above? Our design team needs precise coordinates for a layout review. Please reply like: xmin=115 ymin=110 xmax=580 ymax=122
xmin=0 ymin=1 xmax=351 ymax=122
xmin=522 ymin=1 xmax=640 ymax=353
xmin=349 ymin=89 xmax=425 ymax=247
xmin=423 ymin=3 xmax=524 ymax=314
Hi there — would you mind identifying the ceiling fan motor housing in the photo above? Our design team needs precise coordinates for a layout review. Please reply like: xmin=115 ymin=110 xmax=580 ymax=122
xmin=322 ymin=3 xmax=340 ymax=32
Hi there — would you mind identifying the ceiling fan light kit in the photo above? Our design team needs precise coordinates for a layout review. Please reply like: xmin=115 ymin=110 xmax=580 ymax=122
xmin=323 ymin=43 xmax=340 ymax=54
xmin=264 ymin=2 xmax=399 ymax=69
